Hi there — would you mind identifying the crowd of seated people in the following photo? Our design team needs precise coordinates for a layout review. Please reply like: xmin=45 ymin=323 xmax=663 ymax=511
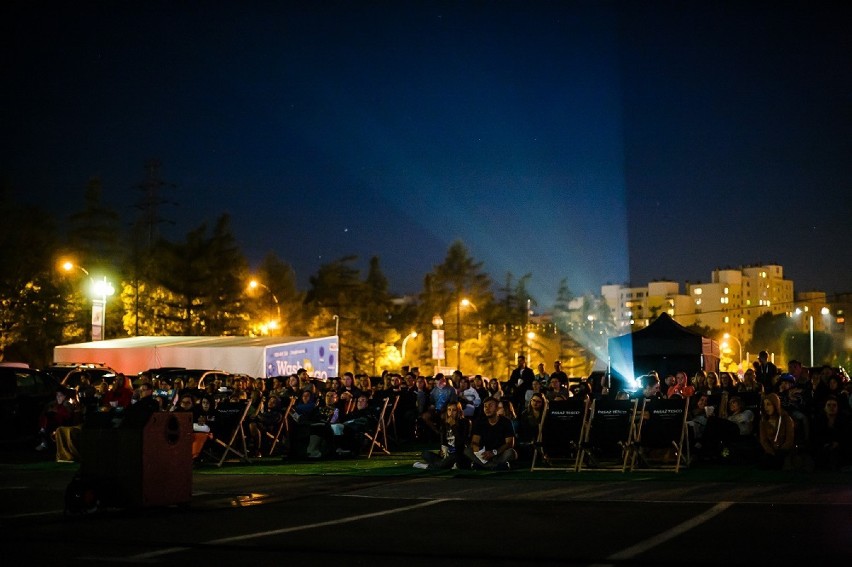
xmin=635 ymin=360 xmax=852 ymax=471
xmin=34 ymin=358 xmax=852 ymax=474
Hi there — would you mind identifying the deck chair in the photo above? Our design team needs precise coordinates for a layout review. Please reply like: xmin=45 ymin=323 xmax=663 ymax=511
xmin=530 ymin=397 xmax=590 ymax=472
xmin=627 ymin=397 xmax=691 ymax=472
xmin=265 ymin=397 xmax=296 ymax=456
xmin=384 ymin=395 xmax=400 ymax=445
xmin=364 ymin=397 xmax=391 ymax=458
xmin=205 ymin=400 xmax=253 ymax=467
xmin=576 ymin=398 xmax=639 ymax=472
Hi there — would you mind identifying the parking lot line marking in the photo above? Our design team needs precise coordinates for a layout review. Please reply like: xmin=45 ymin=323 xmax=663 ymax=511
xmin=590 ymin=501 xmax=733 ymax=566
xmin=128 ymin=498 xmax=450 ymax=560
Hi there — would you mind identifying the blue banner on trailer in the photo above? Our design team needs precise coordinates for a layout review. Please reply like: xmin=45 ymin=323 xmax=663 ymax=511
xmin=265 ymin=336 xmax=339 ymax=381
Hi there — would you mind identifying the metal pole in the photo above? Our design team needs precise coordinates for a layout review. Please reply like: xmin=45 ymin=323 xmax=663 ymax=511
xmin=456 ymin=299 xmax=462 ymax=370
xmin=809 ymin=315 xmax=814 ymax=367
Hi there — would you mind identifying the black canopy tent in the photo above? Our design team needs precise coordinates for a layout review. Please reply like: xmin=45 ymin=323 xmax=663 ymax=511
xmin=607 ymin=313 xmax=720 ymax=383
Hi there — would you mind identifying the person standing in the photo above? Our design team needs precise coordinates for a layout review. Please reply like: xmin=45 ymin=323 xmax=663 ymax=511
xmin=754 ymin=351 xmax=778 ymax=393
xmin=535 ymin=363 xmax=550 ymax=386
xmin=508 ymin=355 xmax=535 ymax=412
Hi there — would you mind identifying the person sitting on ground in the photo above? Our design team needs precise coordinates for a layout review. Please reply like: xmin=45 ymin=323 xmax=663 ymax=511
xmin=739 ymin=368 xmax=763 ymax=393
xmin=457 ymin=375 xmax=482 ymax=418
xmin=704 ymin=372 xmax=721 ymax=395
xmin=719 ymin=373 xmax=740 ymax=395
xmin=692 ymin=370 xmax=708 ymax=395
xmin=473 ymin=375 xmax=488 ymax=401
xmin=809 ymin=396 xmax=851 ymax=471
xmin=758 ymin=393 xmax=796 ymax=470
xmin=524 ymin=378 xmax=545 ymax=407
xmin=414 ymin=401 xmax=472 ymax=470
xmin=805 ymin=370 xmax=831 ymax=414
xmin=721 ymin=394 xmax=758 ymax=461
xmin=463 ymin=397 xmax=517 ymax=470
xmin=486 ymin=377 xmax=504 ymax=400
xmin=777 ymin=373 xmax=810 ymax=447
xmin=422 ymin=373 xmax=457 ymax=436
xmin=515 ymin=392 xmax=546 ymax=462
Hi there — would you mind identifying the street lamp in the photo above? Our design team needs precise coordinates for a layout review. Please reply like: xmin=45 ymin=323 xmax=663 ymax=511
xmin=61 ymin=261 xmax=114 ymax=341
xmin=401 ymin=331 xmax=417 ymax=361
xmin=457 ymin=298 xmax=478 ymax=370
xmin=794 ymin=307 xmax=829 ymax=367
xmin=432 ymin=315 xmax=445 ymax=370
xmin=722 ymin=332 xmax=743 ymax=368
xmin=248 ymin=279 xmax=281 ymax=332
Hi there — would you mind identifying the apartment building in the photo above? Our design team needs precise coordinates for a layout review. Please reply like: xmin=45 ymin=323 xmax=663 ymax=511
xmin=602 ymin=264 xmax=794 ymax=346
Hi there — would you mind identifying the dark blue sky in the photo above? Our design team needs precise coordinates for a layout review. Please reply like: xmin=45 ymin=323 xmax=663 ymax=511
xmin=3 ymin=1 xmax=850 ymax=307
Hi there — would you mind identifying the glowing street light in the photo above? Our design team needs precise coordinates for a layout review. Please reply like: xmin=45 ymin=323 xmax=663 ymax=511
xmin=456 ymin=298 xmax=478 ymax=370
xmin=248 ymin=279 xmax=281 ymax=331
xmin=431 ymin=315 xmax=445 ymax=369
xmin=722 ymin=332 xmax=743 ymax=367
xmin=61 ymin=261 xmax=114 ymax=341
xmin=401 ymin=331 xmax=417 ymax=361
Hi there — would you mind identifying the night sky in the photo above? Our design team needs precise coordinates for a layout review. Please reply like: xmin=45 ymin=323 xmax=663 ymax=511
xmin=4 ymin=1 xmax=850 ymax=308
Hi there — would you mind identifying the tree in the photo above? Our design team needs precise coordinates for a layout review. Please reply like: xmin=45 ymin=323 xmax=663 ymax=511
xmin=748 ymin=312 xmax=791 ymax=361
xmin=64 ymin=176 xmax=127 ymax=339
xmin=66 ymin=177 xmax=124 ymax=264
xmin=0 ymin=195 xmax=66 ymax=366
xmin=306 ymin=256 xmax=390 ymax=373
xmin=418 ymin=242 xmax=495 ymax=373
xmin=151 ymin=214 xmax=249 ymax=335
xmin=250 ymin=252 xmax=306 ymax=336
xmin=551 ymin=278 xmax=587 ymax=372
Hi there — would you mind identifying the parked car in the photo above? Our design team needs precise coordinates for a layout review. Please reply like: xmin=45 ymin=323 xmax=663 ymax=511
xmin=43 ymin=362 xmax=117 ymax=390
xmin=0 ymin=363 xmax=62 ymax=441
xmin=135 ymin=367 xmax=187 ymax=387
xmin=157 ymin=368 xmax=234 ymax=390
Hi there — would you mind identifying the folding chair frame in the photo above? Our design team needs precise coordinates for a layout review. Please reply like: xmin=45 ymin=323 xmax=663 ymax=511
xmin=384 ymin=395 xmax=400 ymax=445
xmin=530 ymin=397 xmax=590 ymax=472
xmin=365 ymin=397 xmax=391 ymax=458
xmin=207 ymin=401 xmax=254 ymax=467
xmin=627 ymin=397 xmax=691 ymax=473
xmin=266 ymin=397 xmax=296 ymax=456
xmin=576 ymin=398 xmax=639 ymax=472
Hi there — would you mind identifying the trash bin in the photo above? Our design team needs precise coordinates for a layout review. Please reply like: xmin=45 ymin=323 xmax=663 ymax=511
xmin=79 ymin=412 xmax=193 ymax=508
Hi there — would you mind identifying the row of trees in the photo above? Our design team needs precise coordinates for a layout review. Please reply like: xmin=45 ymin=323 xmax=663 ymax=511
xmin=2 ymin=179 xmax=844 ymax=376
xmin=0 ymin=180 xmax=616 ymax=376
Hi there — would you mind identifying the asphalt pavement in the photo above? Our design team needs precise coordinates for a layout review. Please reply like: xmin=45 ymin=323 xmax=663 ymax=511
xmin=2 ymin=445 xmax=851 ymax=566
